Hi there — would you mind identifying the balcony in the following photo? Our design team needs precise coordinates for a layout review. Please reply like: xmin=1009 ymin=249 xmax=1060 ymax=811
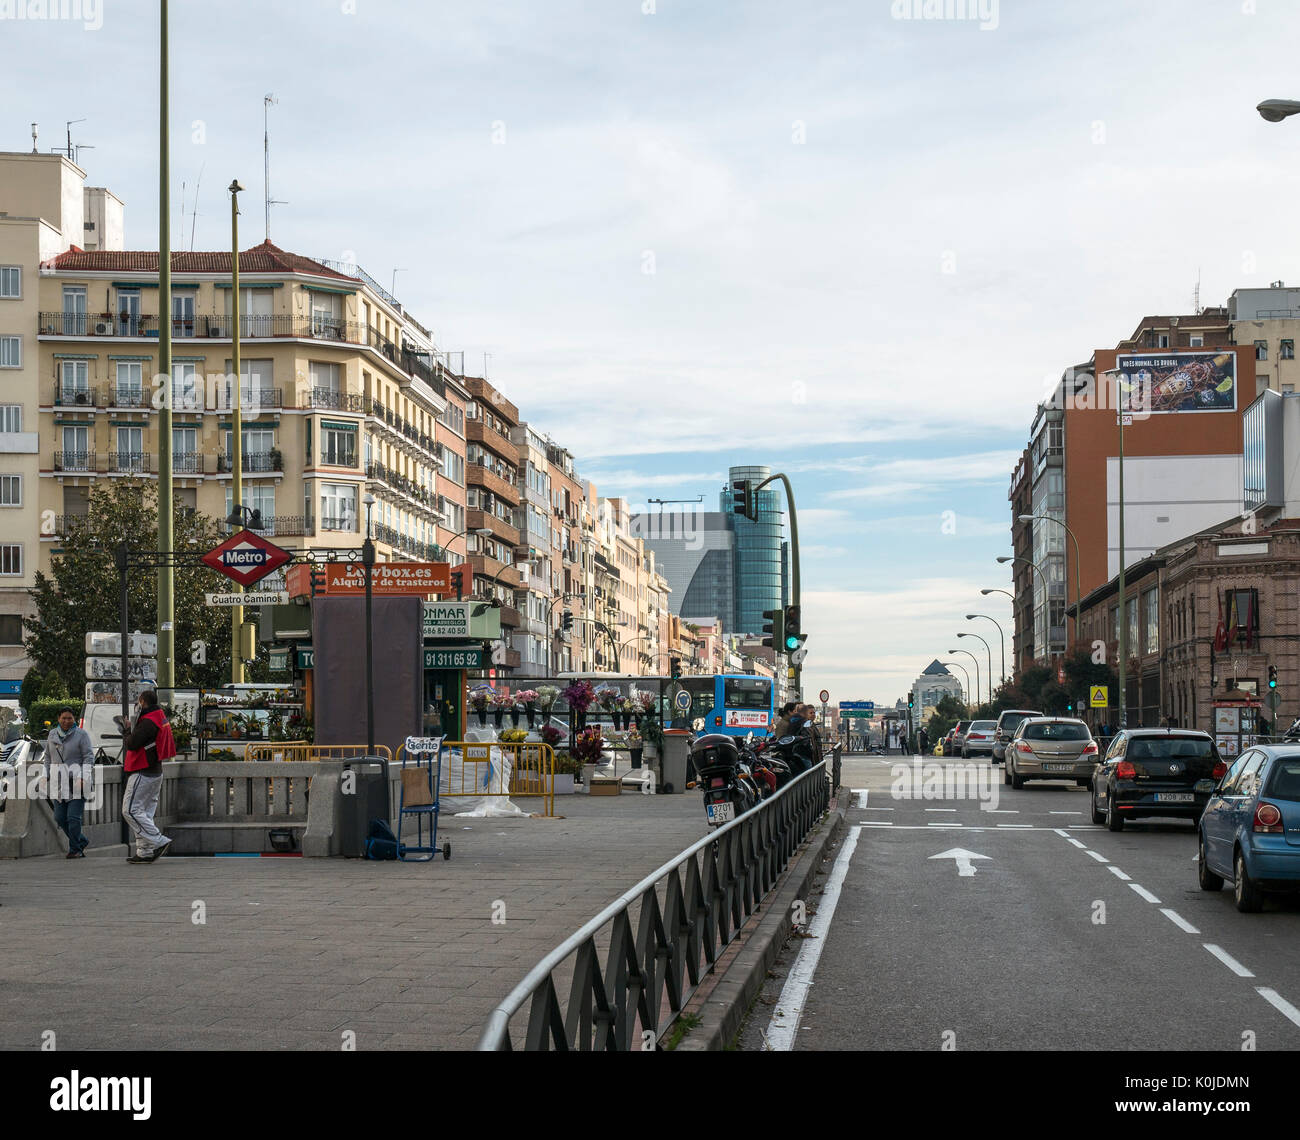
xmin=109 ymin=452 xmax=152 ymax=474
xmin=302 ymin=388 xmax=367 ymax=413
xmin=466 ymin=461 xmax=520 ymax=504
xmin=40 ymin=311 xmax=371 ymax=345
xmin=40 ymin=312 xmax=159 ymax=338
xmin=319 ymin=514 xmax=359 ymax=534
xmin=366 ymin=461 xmax=437 ymax=509
xmin=467 ymin=417 xmax=517 ymax=462
xmin=466 ymin=507 xmax=518 ymax=545
xmin=218 ymin=451 xmax=283 ymax=474
xmin=51 ymin=384 xmax=98 ymax=409
xmin=469 ymin=553 xmax=522 ymax=589
xmin=372 ymin=522 xmax=437 ymax=562
xmin=171 ymin=452 xmax=205 ymax=475
xmin=54 ymin=451 xmax=96 ymax=473
xmin=260 ymin=515 xmax=315 ymax=538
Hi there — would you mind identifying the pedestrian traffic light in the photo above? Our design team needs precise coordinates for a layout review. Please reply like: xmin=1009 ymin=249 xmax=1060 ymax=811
xmin=1269 ymin=664 xmax=1278 ymax=690
xmin=450 ymin=565 xmax=466 ymax=600
xmin=731 ymin=478 xmax=754 ymax=521
xmin=907 ymin=691 xmax=914 ymax=709
xmin=561 ymin=610 xmax=574 ymax=632
xmin=309 ymin=563 xmax=325 ymax=597
xmin=761 ymin=608 xmax=784 ymax=650
xmin=783 ymin=604 xmax=801 ymax=651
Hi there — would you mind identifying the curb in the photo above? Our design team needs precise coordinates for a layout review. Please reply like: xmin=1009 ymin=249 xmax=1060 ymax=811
xmin=675 ymin=791 xmax=849 ymax=1051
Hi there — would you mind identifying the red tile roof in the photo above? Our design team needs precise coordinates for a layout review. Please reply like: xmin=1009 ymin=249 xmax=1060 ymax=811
xmin=43 ymin=240 xmax=359 ymax=281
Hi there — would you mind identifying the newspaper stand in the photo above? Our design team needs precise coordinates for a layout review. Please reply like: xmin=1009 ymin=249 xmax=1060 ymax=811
xmin=397 ymin=736 xmax=450 ymax=862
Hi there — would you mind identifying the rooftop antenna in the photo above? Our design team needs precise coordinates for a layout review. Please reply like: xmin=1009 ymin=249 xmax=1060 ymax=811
xmin=391 ymin=267 xmax=405 ymax=299
xmin=1193 ymin=267 xmax=1201 ymax=315
xmin=64 ymin=118 xmax=86 ymax=160
xmin=30 ymin=122 xmax=38 ymax=153
xmin=263 ymin=94 xmax=286 ymax=241
xmin=483 ymin=351 xmax=491 ymax=378
xmin=189 ymin=162 xmax=204 ymax=251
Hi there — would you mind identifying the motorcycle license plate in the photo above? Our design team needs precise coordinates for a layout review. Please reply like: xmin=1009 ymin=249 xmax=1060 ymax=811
xmin=1155 ymin=792 xmax=1194 ymax=803
xmin=707 ymin=801 xmax=735 ymax=824
xmin=1044 ymin=763 xmax=1074 ymax=773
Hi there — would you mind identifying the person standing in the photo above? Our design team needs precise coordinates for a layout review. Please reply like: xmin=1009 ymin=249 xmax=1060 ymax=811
xmin=772 ymin=702 xmax=796 ymax=739
xmin=121 ymin=690 xmax=177 ymax=864
xmin=918 ymin=726 xmax=929 ymax=755
xmin=799 ymin=703 xmax=825 ymax=764
xmin=45 ymin=706 xmax=95 ymax=859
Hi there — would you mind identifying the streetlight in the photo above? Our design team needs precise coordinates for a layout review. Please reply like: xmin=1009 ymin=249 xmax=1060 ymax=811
xmin=1101 ymin=366 xmax=1129 ymax=728
xmin=1019 ymin=513 xmax=1082 ymax=650
xmin=996 ymin=555 xmax=1063 ymax=663
xmin=1257 ymin=99 xmax=1300 ymax=122
xmin=363 ymin=492 xmax=376 ymax=754
xmin=228 ymin=178 xmax=246 ymax=685
xmin=943 ymin=659 xmax=971 ymax=707
xmin=965 ymin=614 xmax=1006 ymax=688
xmin=980 ymin=588 xmax=1015 ymax=601
xmin=957 ymin=631 xmax=992 ymax=704
xmin=948 ymin=648 xmax=981 ymax=710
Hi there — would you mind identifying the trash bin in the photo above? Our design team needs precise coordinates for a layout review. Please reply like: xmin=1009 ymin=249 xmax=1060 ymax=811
xmin=340 ymin=756 xmax=389 ymax=858
xmin=659 ymin=729 xmax=692 ymax=795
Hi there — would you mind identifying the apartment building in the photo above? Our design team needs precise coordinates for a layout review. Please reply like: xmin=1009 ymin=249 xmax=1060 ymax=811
xmin=1228 ymin=284 xmax=1300 ymax=398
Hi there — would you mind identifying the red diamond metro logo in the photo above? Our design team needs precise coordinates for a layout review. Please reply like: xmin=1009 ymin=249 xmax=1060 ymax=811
xmin=201 ymin=529 xmax=292 ymax=587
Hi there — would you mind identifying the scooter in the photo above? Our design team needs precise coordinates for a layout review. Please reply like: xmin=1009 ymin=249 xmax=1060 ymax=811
xmin=691 ymin=733 xmax=760 ymax=828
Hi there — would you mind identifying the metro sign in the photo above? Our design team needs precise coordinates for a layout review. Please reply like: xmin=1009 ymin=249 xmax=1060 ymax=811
xmin=201 ymin=529 xmax=292 ymax=587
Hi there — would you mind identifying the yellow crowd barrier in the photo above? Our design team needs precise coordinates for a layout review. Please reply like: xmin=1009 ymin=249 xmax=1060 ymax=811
xmin=397 ymin=740 xmax=554 ymax=817
xmin=243 ymin=743 xmax=393 ymax=764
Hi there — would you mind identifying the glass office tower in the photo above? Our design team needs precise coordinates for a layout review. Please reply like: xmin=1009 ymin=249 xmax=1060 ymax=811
xmin=722 ymin=464 xmax=785 ymax=636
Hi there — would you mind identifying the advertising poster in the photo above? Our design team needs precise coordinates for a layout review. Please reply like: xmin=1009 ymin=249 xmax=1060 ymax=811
xmin=1115 ymin=352 xmax=1236 ymax=414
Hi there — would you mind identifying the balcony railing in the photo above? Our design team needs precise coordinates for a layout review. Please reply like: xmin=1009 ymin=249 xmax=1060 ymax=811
xmin=54 ymin=451 xmax=96 ymax=472
xmin=366 ymin=461 xmax=436 ymax=508
xmin=371 ymin=522 xmax=438 ymax=562
xmin=218 ymin=451 xmax=282 ymax=474
xmin=39 ymin=311 xmax=367 ymax=345
xmin=52 ymin=384 xmax=97 ymax=408
xmin=109 ymin=387 xmax=149 ymax=409
xmin=260 ymin=515 xmax=315 ymax=538
xmin=109 ymin=452 xmax=152 ymax=474
xmin=303 ymin=388 xmax=367 ymax=413
xmin=172 ymin=452 xmax=203 ymax=475
xmin=320 ymin=514 xmax=359 ymax=533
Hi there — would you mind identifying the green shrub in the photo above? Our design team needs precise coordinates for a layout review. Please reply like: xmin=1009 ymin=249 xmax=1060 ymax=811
xmin=28 ymin=698 xmax=85 ymax=736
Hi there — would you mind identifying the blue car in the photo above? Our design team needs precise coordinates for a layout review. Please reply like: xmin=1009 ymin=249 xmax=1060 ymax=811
xmin=1198 ymin=746 xmax=1300 ymax=912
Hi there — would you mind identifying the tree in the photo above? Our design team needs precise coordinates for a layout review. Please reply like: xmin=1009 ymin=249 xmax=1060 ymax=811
xmin=926 ymin=693 xmax=968 ymax=741
xmin=24 ymin=480 xmax=267 ymax=695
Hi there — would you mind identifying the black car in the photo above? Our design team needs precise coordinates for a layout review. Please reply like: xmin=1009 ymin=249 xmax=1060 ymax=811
xmin=1089 ymin=728 xmax=1226 ymax=831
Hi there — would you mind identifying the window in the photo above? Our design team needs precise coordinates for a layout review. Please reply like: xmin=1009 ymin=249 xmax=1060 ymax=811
xmin=0 ymin=405 xmax=20 ymax=433
xmin=1256 ymin=340 xmax=1269 ymax=361
xmin=59 ymin=360 xmax=89 ymax=402
xmin=0 ymin=336 xmax=20 ymax=368
xmin=439 ymin=402 xmax=465 ymax=435
xmin=1144 ymin=588 xmax=1159 ymax=655
xmin=115 ymin=426 xmax=145 ymax=472
xmin=172 ymin=292 xmax=196 ymax=338
xmin=116 ymin=289 xmax=141 ymax=336
xmin=1190 ymin=335 xmax=1203 ymax=347
xmin=173 ymin=427 xmax=198 ymax=473
xmin=0 ymin=614 xmax=21 ymax=644
xmin=226 ymin=484 xmax=275 ymax=526
xmin=440 ymin=447 xmax=465 ymax=485
xmin=1224 ymin=588 xmax=1260 ymax=647
xmin=309 ymin=292 xmax=342 ymax=339
xmin=115 ymin=361 xmax=143 ymax=407
xmin=309 ymin=361 xmax=340 ymax=395
xmin=0 ymin=544 xmax=21 ymax=575
xmin=0 ymin=474 xmax=20 ymax=506
xmin=172 ymin=362 xmax=200 ymax=410
xmin=62 ymin=286 xmax=86 ymax=335
xmin=221 ymin=359 xmax=274 ymax=408
xmin=320 ymin=423 xmax=357 ymax=467
xmin=0 ymin=267 xmax=18 ymax=298
xmin=227 ymin=288 xmax=273 ymax=337
xmin=1284 ymin=340 xmax=1296 ymax=361
xmin=320 ymin=483 xmax=357 ymax=531
xmin=1156 ymin=333 xmax=1170 ymax=348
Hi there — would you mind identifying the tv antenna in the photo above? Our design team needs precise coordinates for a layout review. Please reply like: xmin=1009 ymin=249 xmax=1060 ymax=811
xmin=189 ymin=162 xmax=205 ymax=251
xmin=263 ymin=94 xmax=287 ymax=240
xmin=1193 ymin=267 xmax=1202 ymax=315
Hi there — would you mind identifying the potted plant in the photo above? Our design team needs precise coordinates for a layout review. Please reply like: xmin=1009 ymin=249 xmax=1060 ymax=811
xmin=626 ymin=725 xmax=644 ymax=769
xmin=516 ymin=689 xmax=539 ymax=728
xmin=595 ymin=684 xmax=620 ymax=722
xmin=467 ymin=684 xmax=492 ymax=727
xmin=640 ymin=709 xmax=664 ymax=759
xmin=539 ymin=723 xmax=564 ymax=752
xmin=551 ymin=750 xmax=580 ymax=795
xmin=270 ymin=446 xmax=283 ymax=471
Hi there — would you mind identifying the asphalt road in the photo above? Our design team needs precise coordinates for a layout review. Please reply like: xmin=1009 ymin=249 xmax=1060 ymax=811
xmin=738 ymin=753 xmax=1300 ymax=1051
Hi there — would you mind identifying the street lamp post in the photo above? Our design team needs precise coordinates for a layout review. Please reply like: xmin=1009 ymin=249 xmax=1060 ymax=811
xmin=965 ymin=614 xmax=1006 ymax=689
xmin=996 ymin=555 xmax=1062 ymax=664
xmin=362 ymin=492 xmax=376 ymax=754
xmin=1101 ymin=366 xmax=1129 ymax=728
xmin=943 ymin=659 xmax=971 ymax=707
xmin=957 ymin=632 xmax=992 ymax=704
xmin=948 ymin=648 xmax=981 ymax=710
xmin=229 ymin=178 xmax=245 ymax=685
xmin=1019 ymin=513 xmax=1082 ymax=651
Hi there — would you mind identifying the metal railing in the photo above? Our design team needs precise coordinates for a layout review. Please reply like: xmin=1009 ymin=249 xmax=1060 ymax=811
xmin=52 ymin=384 xmax=97 ymax=407
xmin=109 ymin=451 xmax=152 ymax=474
xmin=53 ymin=451 xmax=96 ymax=472
xmin=477 ymin=758 xmax=832 ymax=1050
xmin=302 ymin=387 xmax=367 ymax=412
xmin=243 ymin=743 xmax=391 ymax=763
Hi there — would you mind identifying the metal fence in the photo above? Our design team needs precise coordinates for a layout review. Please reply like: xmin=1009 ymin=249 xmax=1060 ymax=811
xmin=242 ymin=743 xmax=391 ymax=764
xmin=477 ymin=758 xmax=832 ymax=1050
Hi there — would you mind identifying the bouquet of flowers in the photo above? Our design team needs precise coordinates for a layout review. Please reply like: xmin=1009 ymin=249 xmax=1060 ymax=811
xmin=561 ymin=680 xmax=595 ymax=713
xmin=572 ymin=726 xmax=605 ymax=764
xmin=536 ymin=685 xmax=558 ymax=711
xmin=514 ymin=689 xmax=539 ymax=708
xmin=539 ymin=723 xmax=564 ymax=749
xmin=490 ymin=688 xmax=515 ymax=710
xmin=467 ymin=684 xmax=492 ymax=712
xmin=595 ymin=684 xmax=620 ymax=711
xmin=635 ymin=690 xmax=657 ymax=713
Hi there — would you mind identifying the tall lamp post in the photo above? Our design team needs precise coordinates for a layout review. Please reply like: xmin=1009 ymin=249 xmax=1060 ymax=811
xmin=965 ymin=614 xmax=1006 ymax=689
xmin=228 ymin=178 xmax=245 ymax=684
xmin=957 ymin=631 xmax=992 ymax=704
xmin=1100 ymin=366 xmax=1129 ymax=728
xmin=948 ymin=648 xmax=981 ymax=708
xmin=1019 ymin=513 xmax=1082 ymax=650
xmin=362 ymin=492 xmax=376 ymax=753
xmin=943 ymin=660 xmax=972 ymax=707
xmin=156 ymin=0 xmax=175 ymax=692
xmin=996 ymin=555 xmax=1062 ymax=664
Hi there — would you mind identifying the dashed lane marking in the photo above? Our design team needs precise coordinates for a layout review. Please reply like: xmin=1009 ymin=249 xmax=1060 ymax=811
xmin=1086 ymin=850 xmax=1109 ymax=864
xmin=1160 ymin=908 xmax=1198 ymax=934
xmin=1204 ymin=944 xmax=1254 ymax=978
xmin=1257 ymin=987 xmax=1300 ymax=1029
xmin=1128 ymin=883 xmax=1161 ymax=904
xmin=1108 ymin=865 xmax=1131 ymax=881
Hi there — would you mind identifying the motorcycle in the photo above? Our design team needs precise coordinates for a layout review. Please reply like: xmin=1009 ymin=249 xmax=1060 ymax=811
xmin=764 ymin=731 xmax=817 ymax=778
xmin=691 ymin=733 xmax=762 ymax=828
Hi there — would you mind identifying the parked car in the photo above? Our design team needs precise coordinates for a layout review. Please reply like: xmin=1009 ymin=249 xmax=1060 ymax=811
xmin=942 ymin=728 xmax=958 ymax=756
xmin=950 ymin=720 xmax=972 ymax=757
xmin=992 ymin=709 xmax=1043 ymax=765
xmin=1199 ymin=746 xmax=1300 ymax=912
xmin=1089 ymin=728 xmax=1224 ymax=831
xmin=1004 ymin=717 xmax=1097 ymax=788
xmin=962 ymin=720 xmax=998 ymax=759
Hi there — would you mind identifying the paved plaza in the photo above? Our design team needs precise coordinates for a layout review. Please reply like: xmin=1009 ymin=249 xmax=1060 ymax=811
xmin=0 ymin=791 xmax=708 ymax=1050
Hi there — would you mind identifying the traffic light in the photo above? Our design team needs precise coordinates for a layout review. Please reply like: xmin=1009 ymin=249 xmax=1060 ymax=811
xmin=561 ymin=610 xmax=574 ymax=632
xmin=669 ymin=656 xmax=682 ymax=680
xmin=1269 ymin=664 xmax=1278 ymax=690
xmin=907 ymin=691 xmax=914 ymax=710
xmin=450 ymin=565 xmax=466 ymax=600
xmin=783 ymin=604 xmax=801 ymax=651
xmin=731 ymin=478 xmax=754 ymax=521
xmin=309 ymin=563 xmax=325 ymax=597
xmin=761 ymin=608 xmax=784 ymax=650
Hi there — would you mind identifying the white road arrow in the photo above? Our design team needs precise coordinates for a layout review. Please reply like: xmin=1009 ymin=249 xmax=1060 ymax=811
xmin=929 ymin=848 xmax=990 ymax=877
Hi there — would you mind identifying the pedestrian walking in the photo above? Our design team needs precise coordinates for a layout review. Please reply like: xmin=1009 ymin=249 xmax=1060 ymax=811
xmin=121 ymin=690 xmax=177 ymax=864
xmin=918 ymin=726 xmax=929 ymax=755
xmin=45 ymin=706 xmax=95 ymax=859
xmin=772 ymin=702 xmax=797 ymax=740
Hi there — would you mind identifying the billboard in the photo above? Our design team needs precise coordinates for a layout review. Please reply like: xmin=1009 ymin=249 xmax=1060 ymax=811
xmin=1114 ymin=352 xmax=1236 ymax=415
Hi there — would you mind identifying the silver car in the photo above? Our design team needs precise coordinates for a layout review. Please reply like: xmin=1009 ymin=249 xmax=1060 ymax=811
xmin=1004 ymin=717 xmax=1098 ymax=789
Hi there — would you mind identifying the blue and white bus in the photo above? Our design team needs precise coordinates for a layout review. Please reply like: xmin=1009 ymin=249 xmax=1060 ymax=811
xmin=673 ymin=674 xmax=775 ymax=738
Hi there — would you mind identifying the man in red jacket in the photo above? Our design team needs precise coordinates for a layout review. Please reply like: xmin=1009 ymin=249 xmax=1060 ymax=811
xmin=121 ymin=690 xmax=176 ymax=864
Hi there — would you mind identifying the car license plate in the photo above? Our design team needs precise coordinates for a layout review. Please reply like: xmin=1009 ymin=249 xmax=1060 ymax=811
xmin=707 ymin=801 xmax=735 ymax=824
xmin=1154 ymin=792 xmax=1194 ymax=803
xmin=1044 ymin=763 xmax=1074 ymax=773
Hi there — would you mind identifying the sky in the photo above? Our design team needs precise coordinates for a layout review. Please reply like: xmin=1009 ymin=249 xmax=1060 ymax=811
xmin=5 ymin=0 xmax=1300 ymax=705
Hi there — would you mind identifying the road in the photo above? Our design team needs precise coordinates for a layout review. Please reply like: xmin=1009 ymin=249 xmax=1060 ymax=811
xmin=738 ymin=753 xmax=1300 ymax=1051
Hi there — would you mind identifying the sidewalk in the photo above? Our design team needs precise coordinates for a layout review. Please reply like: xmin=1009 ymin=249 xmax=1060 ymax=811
xmin=0 ymin=790 xmax=707 ymax=1050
